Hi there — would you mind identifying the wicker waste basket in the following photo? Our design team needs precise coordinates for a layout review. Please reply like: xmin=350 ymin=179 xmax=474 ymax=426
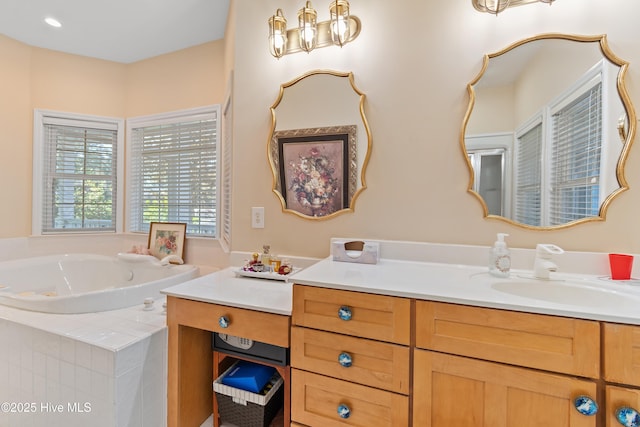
xmin=214 ymin=362 xmax=284 ymax=427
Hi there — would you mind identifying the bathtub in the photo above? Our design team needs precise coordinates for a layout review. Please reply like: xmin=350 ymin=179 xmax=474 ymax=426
xmin=0 ymin=253 xmax=199 ymax=313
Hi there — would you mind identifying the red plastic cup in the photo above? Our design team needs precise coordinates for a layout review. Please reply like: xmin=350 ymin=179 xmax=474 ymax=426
xmin=609 ymin=253 xmax=634 ymax=280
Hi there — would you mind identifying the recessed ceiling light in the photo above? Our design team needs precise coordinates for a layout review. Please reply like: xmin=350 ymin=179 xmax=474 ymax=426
xmin=44 ymin=17 xmax=62 ymax=28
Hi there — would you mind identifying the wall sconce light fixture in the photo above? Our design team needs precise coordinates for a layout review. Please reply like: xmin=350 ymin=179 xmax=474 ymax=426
xmin=268 ymin=9 xmax=288 ymax=58
xmin=472 ymin=0 xmax=556 ymax=15
xmin=268 ymin=0 xmax=361 ymax=58
xmin=298 ymin=1 xmax=318 ymax=53
xmin=330 ymin=0 xmax=351 ymax=46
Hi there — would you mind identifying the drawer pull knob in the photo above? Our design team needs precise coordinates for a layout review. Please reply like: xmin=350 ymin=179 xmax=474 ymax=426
xmin=338 ymin=352 xmax=353 ymax=367
xmin=574 ymin=395 xmax=598 ymax=416
xmin=337 ymin=403 xmax=351 ymax=419
xmin=218 ymin=316 xmax=230 ymax=328
xmin=338 ymin=306 xmax=352 ymax=321
xmin=616 ymin=407 xmax=640 ymax=427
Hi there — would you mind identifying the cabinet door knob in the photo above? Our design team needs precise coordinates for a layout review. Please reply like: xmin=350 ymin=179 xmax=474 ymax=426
xmin=337 ymin=403 xmax=351 ymax=419
xmin=573 ymin=395 xmax=598 ymax=416
xmin=218 ymin=316 xmax=230 ymax=328
xmin=616 ymin=407 xmax=640 ymax=427
xmin=338 ymin=352 xmax=353 ymax=367
xmin=338 ymin=306 xmax=352 ymax=321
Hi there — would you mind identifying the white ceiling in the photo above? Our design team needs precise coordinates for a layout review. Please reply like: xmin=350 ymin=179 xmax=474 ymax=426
xmin=0 ymin=0 xmax=230 ymax=63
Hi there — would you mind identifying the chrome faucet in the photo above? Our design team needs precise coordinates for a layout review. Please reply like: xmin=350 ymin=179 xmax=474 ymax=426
xmin=533 ymin=244 xmax=565 ymax=279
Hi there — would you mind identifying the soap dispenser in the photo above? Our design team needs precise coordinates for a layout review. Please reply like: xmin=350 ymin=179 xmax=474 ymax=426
xmin=489 ymin=233 xmax=511 ymax=278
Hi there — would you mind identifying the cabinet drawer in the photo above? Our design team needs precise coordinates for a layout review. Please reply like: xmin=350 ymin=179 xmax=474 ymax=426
xmin=603 ymin=323 xmax=640 ymax=387
xmin=166 ymin=296 xmax=290 ymax=347
xmin=291 ymin=369 xmax=409 ymax=426
xmin=415 ymin=301 xmax=600 ymax=378
xmin=291 ymin=326 xmax=410 ymax=394
xmin=292 ymin=285 xmax=411 ymax=345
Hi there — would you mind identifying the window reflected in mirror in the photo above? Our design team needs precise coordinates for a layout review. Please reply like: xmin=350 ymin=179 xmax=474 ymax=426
xmin=462 ymin=34 xmax=636 ymax=229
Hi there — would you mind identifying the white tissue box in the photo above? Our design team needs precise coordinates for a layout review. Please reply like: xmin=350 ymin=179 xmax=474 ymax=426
xmin=332 ymin=240 xmax=380 ymax=265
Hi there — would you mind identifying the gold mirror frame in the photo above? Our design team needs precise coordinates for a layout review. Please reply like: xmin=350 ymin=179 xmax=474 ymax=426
xmin=461 ymin=33 xmax=637 ymax=230
xmin=268 ymin=70 xmax=372 ymax=220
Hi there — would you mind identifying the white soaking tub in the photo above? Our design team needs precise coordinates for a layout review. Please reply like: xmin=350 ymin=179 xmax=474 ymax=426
xmin=0 ymin=253 xmax=199 ymax=313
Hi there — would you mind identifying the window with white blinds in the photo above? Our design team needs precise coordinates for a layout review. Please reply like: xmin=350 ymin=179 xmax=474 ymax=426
xmin=33 ymin=111 xmax=124 ymax=234
xmin=127 ymin=106 xmax=220 ymax=237
xmin=513 ymin=64 xmax=604 ymax=227
xmin=549 ymin=82 xmax=602 ymax=225
xmin=514 ymin=123 xmax=543 ymax=226
xmin=220 ymin=94 xmax=233 ymax=252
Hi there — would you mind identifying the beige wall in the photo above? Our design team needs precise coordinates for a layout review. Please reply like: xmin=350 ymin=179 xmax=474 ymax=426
xmin=125 ymin=41 xmax=225 ymax=117
xmin=0 ymin=37 xmax=225 ymax=241
xmin=3 ymin=0 xmax=640 ymax=264
xmin=230 ymin=0 xmax=640 ymax=259
xmin=30 ymin=48 xmax=127 ymax=116
xmin=0 ymin=36 xmax=32 ymax=237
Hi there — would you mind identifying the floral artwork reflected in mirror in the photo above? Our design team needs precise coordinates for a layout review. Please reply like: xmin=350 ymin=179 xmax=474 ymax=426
xmin=272 ymin=125 xmax=356 ymax=218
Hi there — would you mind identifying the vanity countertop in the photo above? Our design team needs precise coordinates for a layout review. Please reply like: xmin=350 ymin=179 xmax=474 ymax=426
xmin=161 ymin=267 xmax=292 ymax=315
xmin=290 ymin=256 xmax=640 ymax=326
xmin=162 ymin=248 xmax=640 ymax=325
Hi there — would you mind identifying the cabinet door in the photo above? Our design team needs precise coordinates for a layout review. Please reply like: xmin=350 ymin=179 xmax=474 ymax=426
xmin=414 ymin=349 xmax=598 ymax=427
xmin=606 ymin=385 xmax=640 ymax=427
xmin=603 ymin=323 xmax=640 ymax=387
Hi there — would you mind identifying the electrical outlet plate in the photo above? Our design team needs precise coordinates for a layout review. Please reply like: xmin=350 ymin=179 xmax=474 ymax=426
xmin=251 ymin=207 xmax=265 ymax=228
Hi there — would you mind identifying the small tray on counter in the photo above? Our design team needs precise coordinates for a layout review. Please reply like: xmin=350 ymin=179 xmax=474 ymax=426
xmin=234 ymin=268 xmax=300 ymax=282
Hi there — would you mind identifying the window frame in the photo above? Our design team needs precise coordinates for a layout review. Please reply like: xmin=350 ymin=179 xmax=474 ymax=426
xmin=32 ymin=109 xmax=125 ymax=235
xmin=220 ymin=77 xmax=233 ymax=252
xmin=125 ymin=105 xmax=221 ymax=238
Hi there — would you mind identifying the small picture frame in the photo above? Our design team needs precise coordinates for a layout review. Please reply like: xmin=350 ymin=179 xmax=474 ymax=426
xmin=147 ymin=222 xmax=187 ymax=261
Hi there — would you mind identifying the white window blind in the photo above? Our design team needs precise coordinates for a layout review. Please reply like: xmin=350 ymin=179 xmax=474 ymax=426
xmin=128 ymin=107 xmax=219 ymax=237
xmin=39 ymin=115 xmax=120 ymax=233
xmin=514 ymin=123 xmax=542 ymax=226
xmin=549 ymin=82 xmax=602 ymax=225
xmin=220 ymin=95 xmax=233 ymax=251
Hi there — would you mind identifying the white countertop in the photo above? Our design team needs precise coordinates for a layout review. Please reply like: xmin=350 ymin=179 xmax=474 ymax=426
xmin=161 ymin=239 xmax=640 ymax=326
xmin=291 ymin=256 xmax=640 ymax=325
xmin=161 ymin=267 xmax=292 ymax=316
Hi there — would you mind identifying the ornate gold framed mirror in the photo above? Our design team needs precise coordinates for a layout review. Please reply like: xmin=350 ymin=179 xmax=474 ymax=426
xmin=268 ymin=70 xmax=371 ymax=220
xmin=462 ymin=33 xmax=636 ymax=230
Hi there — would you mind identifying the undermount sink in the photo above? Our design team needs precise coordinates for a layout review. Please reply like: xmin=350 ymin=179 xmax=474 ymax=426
xmin=491 ymin=278 xmax=640 ymax=309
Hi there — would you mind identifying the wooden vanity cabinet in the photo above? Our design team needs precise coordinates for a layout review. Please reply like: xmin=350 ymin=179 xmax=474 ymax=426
xmin=285 ymin=281 xmax=640 ymax=426
xmin=290 ymin=285 xmax=411 ymax=426
xmin=414 ymin=301 xmax=601 ymax=427
xmin=166 ymin=296 xmax=291 ymax=427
